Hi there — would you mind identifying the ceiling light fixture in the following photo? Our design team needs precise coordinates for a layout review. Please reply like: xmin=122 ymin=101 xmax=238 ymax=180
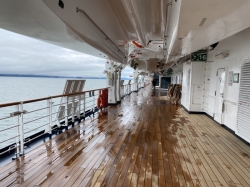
xmin=215 ymin=52 xmax=229 ymax=59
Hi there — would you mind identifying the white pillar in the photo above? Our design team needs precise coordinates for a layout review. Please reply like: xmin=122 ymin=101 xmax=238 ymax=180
xmin=105 ymin=61 xmax=117 ymax=104
xmin=116 ymin=70 xmax=121 ymax=102
xmin=141 ymin=76 xmax=145 ymax=88
xmin=133 ymin=69 xmax=139 ymax=91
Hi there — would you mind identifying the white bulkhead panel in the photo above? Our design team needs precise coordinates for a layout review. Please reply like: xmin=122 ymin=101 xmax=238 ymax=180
xmin=181 ymin=61 xmax=205 ymax=112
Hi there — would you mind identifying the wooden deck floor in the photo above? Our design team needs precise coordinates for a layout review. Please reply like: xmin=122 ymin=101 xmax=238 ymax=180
xmin=0 ymin=86 xmax=250 ymax=187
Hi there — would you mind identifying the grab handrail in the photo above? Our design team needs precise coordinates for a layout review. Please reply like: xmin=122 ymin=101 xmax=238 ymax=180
xmin=0 ymin=87 xmax=109 ymax=108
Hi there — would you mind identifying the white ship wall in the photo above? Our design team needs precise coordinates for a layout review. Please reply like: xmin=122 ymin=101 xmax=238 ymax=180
xmin=181 ymin=61 xmax=205 ymax=112
xmin=205 ymin=27 xmax=250 ymax=132
xmin=182 ymin=27 xmax=250 ymax=136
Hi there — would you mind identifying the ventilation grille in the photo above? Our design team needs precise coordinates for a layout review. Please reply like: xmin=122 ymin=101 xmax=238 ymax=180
xmin=237 ymin=61 xmax=250 ymax=143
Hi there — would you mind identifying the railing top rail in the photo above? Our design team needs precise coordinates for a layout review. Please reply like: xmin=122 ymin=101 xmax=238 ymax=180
xmin=0 ymin=87 xmax=109 ymax=108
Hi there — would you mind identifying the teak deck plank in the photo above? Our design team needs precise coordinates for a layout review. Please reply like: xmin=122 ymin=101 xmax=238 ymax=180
xmin=186 ymin=113 xmax=249 ymax=187
xmin=0 ymin=87 xmax=250 ymax=186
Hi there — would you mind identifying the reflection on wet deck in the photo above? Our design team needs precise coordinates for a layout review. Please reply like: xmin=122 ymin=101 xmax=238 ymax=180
xmin=0 ymin=87 xmax=250 ymax=187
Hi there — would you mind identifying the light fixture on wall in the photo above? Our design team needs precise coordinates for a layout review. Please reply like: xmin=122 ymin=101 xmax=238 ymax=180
xmin=215 ymin=52 xmax=229 ymax=59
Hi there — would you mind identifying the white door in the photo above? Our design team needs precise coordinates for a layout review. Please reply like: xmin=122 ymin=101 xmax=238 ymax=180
xmin=214 ymin=69 xmax=225 ymax=123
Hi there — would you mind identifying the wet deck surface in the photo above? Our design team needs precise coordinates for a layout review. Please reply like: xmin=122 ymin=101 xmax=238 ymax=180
xmin=0 ymin=86 xmax=250 ymax=187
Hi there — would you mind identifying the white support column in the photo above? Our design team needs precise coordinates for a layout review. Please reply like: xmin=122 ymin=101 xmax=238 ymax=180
xmin=116 ymin=70 xmax=121 ymax=102
xmin=133 ymin=69 xmax=139 ymax=91
xmin=105 ymin=61 xmax=117 ymax=104
xmin=107 ymin=72 xmax=117 ymax=104
xmin=141 ymin=76 xmax=145 ymax=88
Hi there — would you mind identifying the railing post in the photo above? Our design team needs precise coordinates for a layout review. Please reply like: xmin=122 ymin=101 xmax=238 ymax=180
xmin=47 ymin=98 xmax=52 ymax=135
xmin=15 ymin=105 xmax=20 ymax=158
xmin=64 ymin=96 xmax=68 ymax=126
xmin=72 ymin=96 xmax=75 ymax=125
xmin=92 ymin=91 xmax=95 ymax=116
xmin=83 ymin=93 xmax=86 ymax=119
xmin=78 ymin=95 xmax=81 ymax=122
xmin=50 ymin=98 xmax=53 ymax=133
xmin=19 ymin=102 xmax=24 ymax=156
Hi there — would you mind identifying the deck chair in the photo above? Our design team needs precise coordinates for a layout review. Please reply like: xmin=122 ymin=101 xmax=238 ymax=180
xmin=56 ymin=80 xmax=85 ymax=127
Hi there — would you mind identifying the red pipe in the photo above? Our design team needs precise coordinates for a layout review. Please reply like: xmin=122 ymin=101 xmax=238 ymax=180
xmin=132 ymin=41 xmax=143 ymax=48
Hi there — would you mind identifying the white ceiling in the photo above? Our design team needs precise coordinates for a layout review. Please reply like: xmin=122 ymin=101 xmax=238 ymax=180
xmin=1 ymin=0 xmax=250 ymax=73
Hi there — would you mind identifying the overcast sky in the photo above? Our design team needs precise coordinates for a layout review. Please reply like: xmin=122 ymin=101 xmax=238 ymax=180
xmin=0 ymin=29 xmax=133 ymax=78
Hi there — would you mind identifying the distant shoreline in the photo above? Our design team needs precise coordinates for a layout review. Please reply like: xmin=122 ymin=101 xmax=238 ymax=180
xmin=0 ymin=74 xmax=132 ymax=80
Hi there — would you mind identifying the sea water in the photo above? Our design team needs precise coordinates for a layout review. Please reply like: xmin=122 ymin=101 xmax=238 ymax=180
xmin=0 ymin=77 xmax=108 ymax=149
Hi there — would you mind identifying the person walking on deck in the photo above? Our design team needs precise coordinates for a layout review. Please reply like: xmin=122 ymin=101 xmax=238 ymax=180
xmin=152 ymin=79 xmax=156 ymax=90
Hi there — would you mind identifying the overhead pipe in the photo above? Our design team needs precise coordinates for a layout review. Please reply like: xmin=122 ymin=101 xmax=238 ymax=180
xmin=163 ymin=1 xmax=173 ymax=61
xmin=163 ymin=1 xmax=182 ymax=62
xmin=121 ymin=0 xmax=147 ymax=47
xmin=164 ymin=2 xmax=172 ymax=38
xmin=132 ymin=41 xmax=143 ymax=48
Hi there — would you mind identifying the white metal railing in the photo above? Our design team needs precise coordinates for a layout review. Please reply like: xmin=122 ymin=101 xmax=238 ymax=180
xmin=120 ymin=81 xmax=145 ymax=98
xmin=0 ymin=87 xmax=109 ymax=157
xmin=131 ymin=83 xmax=137 ymax=92
xmin=120 ymin=84 xmax=130 ymax=97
